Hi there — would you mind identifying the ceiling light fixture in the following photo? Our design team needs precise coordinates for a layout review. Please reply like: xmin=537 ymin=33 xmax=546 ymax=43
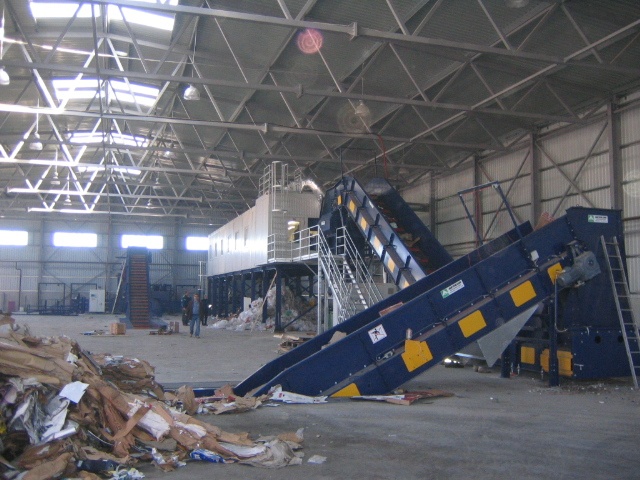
xmin=29 ymin=100 xmax=43 ymax=151
xmin=50 ymin=149 xmax=61 ymax=185
xmin=62 ymin=171 xmax=71 ymax=205
xmin=146 ymin=198 xmax=154 ymax=209
xmin=183 ymin=83 xmax=200 ymax=101
xmin=183 ymin=19 xmax=200 ymax=101
xmin=0 ymin=10 xmax=9 ymax=86
xmin=354 ymin=100 xmax=370 ymax=119
xmin=354 ymin=64 xmax=371 ymax=120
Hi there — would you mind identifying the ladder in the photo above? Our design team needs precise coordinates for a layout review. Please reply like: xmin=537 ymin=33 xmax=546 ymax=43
xmin=600 ymin=236 xmax=640 ymax=389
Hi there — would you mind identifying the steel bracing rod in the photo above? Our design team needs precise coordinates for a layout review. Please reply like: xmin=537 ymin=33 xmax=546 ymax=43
xmin=550 ymin=120 xmax=609 ymax=217
xmin=9 ymin=5 xmax=145 ymax=211
xmin=329 ymin=9 xmax=640 ymax=184
xmin=203 ymin=0 xmax=326 ymax=180
xmin=0 ymin=158 xmax=259 ymax=179
xmin=0 ymin=102 xmax=515 ymax=155
xmin=2 ymin=58 xmax=584 ymax=126
xmin=560 ymin=4 xmax=603 ymax=64
xmin=535 ymin=141 xmax=597 ymax=210
xmin=9 ymin=1 xmax=209 ymax=214
xmin=476 ymin=0 xmax=513 ymax=51
xmin=476 ymin=149 xmax=530 ymax=240
xmin=324 ymin=4 xmax=574 ymax=181
xmin=202 ymin=0 xmax=432 ymax=182
xmin=86 ymin=0 xmax=640 ymax=70
xmin=9 ymin=188 xmax=203 ymax=202
xmin=170 ymin=49 xmax=253 ymax=214
xmin=284 ymin=0 xmax=549 ymax=180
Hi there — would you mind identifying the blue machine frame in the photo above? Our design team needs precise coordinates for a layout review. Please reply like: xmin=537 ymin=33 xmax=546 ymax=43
xmin=235 ymin=202 xmax=629 ymax=397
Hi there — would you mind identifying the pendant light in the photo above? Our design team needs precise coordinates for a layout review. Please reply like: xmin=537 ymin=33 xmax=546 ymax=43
xmin=183 ymin=20 xmax=200 ymax=101
xmin=29 ymin=100 xmax=43 ymax=151
xmin=51 ymin=149 xmax=61 ymax=185
xmin=63 ymin=171 xmax=71 ymax=205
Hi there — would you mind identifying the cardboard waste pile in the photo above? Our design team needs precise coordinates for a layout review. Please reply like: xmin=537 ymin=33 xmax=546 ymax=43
xmin=0 ymin=331 xmax=305 ymax=479
xmin=211 ymin=286 xmax=316 ymax=333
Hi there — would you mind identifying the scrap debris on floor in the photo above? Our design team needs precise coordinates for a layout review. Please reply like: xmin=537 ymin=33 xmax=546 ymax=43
xmin=210 ymin=286 xmax=317 ymax=333
xmin=351 ymin=390 xmax=455 ymax=406
xmin=275 ymin=333 xmax=315 ymax=353
xmin=0 ymin=331 xmax=306 ymax=479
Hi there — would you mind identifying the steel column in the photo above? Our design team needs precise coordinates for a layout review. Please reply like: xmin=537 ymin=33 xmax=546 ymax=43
xmin=608 ymin=102 xmax=623 ymax=210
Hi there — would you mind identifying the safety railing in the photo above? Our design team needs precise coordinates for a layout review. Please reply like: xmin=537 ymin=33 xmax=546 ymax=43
xmin=334 ymin=226 xmax=383 ymax=311
xmin=267 ymin=227 xmax=319 ymax=263
xmin=318 ymin=227 xmax=383 ymax=323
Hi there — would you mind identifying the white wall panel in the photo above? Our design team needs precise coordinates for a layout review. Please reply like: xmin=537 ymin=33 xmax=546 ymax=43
xmin=622 ymin=143 xmax=640 ymax=217
xmin=402 ymin=178 xmax=431 ymax=202
xmin=207 ymin=191 xmax=320 ymax=276
xmin=481 ymin=175 xmax=531 ymax=215
xmin=628 ymin=258 xmax=639 ymax=294
xmin=539 ymin=120 xmax=608 ymax=169
xmin=620 ymin=104 xmax=640 ymax=145
xmin=436 ymin=169 xmax=473 ymax=197
xmin=481 ymin=148 xmax=531 ymax=184
xmin=401 ymin=179 xmax=431 ymax=227
xmin=436 ymin=194 xmax=467 ymax=224
xmin=624 ymin=217 xmax=640 ymax=294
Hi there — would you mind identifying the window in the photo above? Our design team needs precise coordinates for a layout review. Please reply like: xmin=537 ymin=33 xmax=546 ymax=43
xmin=53 ymin=79 xmax=160 ymax=108
xmin=31 ymin=1 xmax=178 ymax=31
xmin=244 ymin=227 xmax=249 ymax=246
xmin=186 ymin=236 xmax=208 ymax=251
xmin=30 ymin=2 xmax=99 ymax=19
xmin=235 ymin=231 xmax=239 ymax=250
xmin=121 ymin=234 xmax=163 ymax=250
xmin=107 ymin=4 xmax=175 ymax=32
xmin=227 ymin=235 xmax=232 ymax=252
xmin=220 ymin=240 xmax=223 ymax=255
xmin=0 ymin=230 xmax=28 ymax=246
xmin=53 ymin=232 xmax=97 ymax=248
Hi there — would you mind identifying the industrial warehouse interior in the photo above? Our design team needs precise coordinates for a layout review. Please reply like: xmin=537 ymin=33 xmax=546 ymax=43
xmin=0 ymin=0 xmax=639 ymax=478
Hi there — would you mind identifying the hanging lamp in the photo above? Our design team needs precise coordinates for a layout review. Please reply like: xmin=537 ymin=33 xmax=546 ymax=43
xmin=29 ymin=100 xmax=43 ymax=151
xmin=183 ymin=20 xmax=200 ymax=101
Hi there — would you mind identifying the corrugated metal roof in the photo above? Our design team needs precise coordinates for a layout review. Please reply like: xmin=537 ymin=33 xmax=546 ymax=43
xmin=0 ymin=0 xmax=638 ymax=226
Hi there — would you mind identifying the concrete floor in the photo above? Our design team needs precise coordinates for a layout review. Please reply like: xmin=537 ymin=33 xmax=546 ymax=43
xmin=12 ymin=313 xmax=640 ymax=479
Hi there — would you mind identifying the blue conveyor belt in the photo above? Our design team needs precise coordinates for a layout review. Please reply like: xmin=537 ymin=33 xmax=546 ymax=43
xmin=235 ymin=207 xmax=616 ymax=397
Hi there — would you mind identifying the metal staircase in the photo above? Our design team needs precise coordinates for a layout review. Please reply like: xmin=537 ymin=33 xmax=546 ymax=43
xmin=318 ymin=226 xmax=383 ymax=326
xmin=600 ymin=236 xmax=640 ymax=388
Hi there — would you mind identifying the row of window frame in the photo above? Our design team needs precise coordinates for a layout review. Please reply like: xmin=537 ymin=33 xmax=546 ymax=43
xmin=0 ymin=230 xmax=209 ymax=251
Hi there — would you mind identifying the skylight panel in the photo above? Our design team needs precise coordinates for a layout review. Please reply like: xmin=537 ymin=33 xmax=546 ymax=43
xmin=69 ymin=132 xmax=149 ymax=149
xmin=53 ymin=79 xmax=101 ymax=101
xmin=107 ymin=81 xmax=160 ymax=107
xmin=53 ymin=79 xmax=160 ymax=107
xmin=75 ymin=165 xmax=142 ymax=176
xmin=108 ymin=4 xmax=175 ymax=32
xmin=31 ymin=1 xmax=178 ymax=33
xmin=30 ymin=3 xmax=100 ymax=19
